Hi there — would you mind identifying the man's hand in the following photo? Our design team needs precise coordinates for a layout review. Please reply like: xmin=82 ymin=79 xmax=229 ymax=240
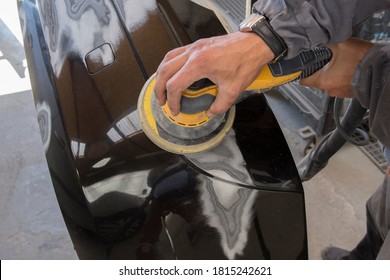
xmin=300 ymin=37 xmax=373 ymax=98
xmin=154 ymin=32 xmax=275 ymax=117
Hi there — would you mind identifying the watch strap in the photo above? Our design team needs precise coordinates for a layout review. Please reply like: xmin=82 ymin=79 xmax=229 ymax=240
xmin=240 ymin=14 xmax=287 ymax=63
xmin=252 ymin=17 xmax=287 ymax=62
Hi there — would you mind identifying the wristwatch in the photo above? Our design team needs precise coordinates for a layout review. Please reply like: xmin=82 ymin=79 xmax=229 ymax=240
xmin=239 ymin=13 xmax=287 ymax=63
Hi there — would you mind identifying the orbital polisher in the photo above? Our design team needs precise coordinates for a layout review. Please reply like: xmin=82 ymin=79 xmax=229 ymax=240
xmin=138 ymin=47 xmax=332 ymax=154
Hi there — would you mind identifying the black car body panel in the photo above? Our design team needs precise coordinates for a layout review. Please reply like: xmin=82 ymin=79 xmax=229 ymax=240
xmin=18 ymin=0 xmax=307 ymax=259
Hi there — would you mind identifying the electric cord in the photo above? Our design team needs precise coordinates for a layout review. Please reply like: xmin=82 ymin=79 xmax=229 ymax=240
xmin=333 ymin=97 xmax=370 ymax=146
xmin=298 ymin=97 xmax=368 ymax=181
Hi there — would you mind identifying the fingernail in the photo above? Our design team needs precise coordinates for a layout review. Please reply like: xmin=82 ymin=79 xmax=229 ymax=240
xmin=206 ymin=111 xmax=214 ymax=118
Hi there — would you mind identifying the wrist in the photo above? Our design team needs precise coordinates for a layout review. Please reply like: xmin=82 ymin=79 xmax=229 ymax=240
xmin=239 ymin=13 xmax=287 ymax=62
xmin=246 ymin=32 xmax=276 ymax=63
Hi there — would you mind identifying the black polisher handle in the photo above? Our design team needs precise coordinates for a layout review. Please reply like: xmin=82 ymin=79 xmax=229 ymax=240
xmin=181 ymin=46 xmax=333 ymax=114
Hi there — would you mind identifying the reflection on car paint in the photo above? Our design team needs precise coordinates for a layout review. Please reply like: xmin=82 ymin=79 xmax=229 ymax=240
xmin=35 ymin=101 xmax=52 ymax=153
xmin=40 ymin=0 xmax=158 ymax=76
xmin=185 ymin=128 xmax=298 ymax=259
xmin=91 ymin=157 xmax=112 ymax=168
xmin=85 ymin=43 xmax=115 ymax=74
xmin=107 ymin=110 xmax=143 ymax=143
xmin=187 ymin=130 xmax=253 ymax=185
xmin=83 ymin=170 xmax=151 ymax=215
xmin=187 ymin=131 xmax=258 ymax=259
xmin=115 ymin=0 xmax=157 ymax=31
xmin=199 ymin=177 xmax=258 ymax=259
xmin=84 ymin=128 xmax=258 ymax=259
xmin=70 ymin=139 xmax=86 ymax=158
xmin=65 ymin=0 xmax=110 ymax=24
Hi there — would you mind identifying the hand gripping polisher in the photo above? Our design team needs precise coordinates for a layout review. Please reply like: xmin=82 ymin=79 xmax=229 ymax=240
xmin=138 ymin=47 xmax=332 ymax=154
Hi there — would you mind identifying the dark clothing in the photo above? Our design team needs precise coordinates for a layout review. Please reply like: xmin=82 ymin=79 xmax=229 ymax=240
xmin=349 ymin=177 xmax=389 ymax=259
xmin=253 ymin=0 xmax=390 ymax=149
xmin=254 ymin=0 xmax=390 ymax=58
xmin=352 ymin=44 xmax=390 ymax=150
xmin=254 ymin=0 xmax=390 ymax=259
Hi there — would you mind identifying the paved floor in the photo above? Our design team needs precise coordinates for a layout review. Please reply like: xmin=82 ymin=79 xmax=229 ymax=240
xmin=304 ymin=144 xmax=383 ymax=259
xmin=0 ymin=1 xmax=384 ymax=260
xmin=0 ymin=2 xmax=77 ymax=260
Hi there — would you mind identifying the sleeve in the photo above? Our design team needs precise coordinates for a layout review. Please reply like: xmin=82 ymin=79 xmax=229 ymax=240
xmin=253 ymin=0 xmax=390 ymax=58
xmin=352 ymin=44 xmax=390 ymax=150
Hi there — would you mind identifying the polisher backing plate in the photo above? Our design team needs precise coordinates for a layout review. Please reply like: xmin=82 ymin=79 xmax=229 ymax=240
xmin=137 ymin=74 xmax=235 ymax=154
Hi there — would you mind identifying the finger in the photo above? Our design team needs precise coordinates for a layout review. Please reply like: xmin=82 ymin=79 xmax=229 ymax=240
xmin=206 ymin=86 xmax=239 ymax=117
xmin=165 ymin=64 xmax=206 ymax=115
xmin=157 ymin=46 xmax=187 ymax=67
xmin=154 ymin=51 xmax=189 ymax=106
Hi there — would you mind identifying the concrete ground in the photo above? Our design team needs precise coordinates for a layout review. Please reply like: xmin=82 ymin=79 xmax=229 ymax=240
xmin=0 ymin=1 xmax=384 ymax=260
xmin=0 ymin=2 xmax=77 ymax=260
xmin=304 ymin=144 xmax=383 ymax=259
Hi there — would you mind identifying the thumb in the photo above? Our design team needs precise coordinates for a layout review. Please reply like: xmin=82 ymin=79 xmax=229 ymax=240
xmin=299 ymin=67 xmax=324 ymax=88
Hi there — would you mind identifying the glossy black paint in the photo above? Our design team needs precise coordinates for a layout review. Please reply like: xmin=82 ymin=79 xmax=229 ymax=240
xmin=18 ymin=0 xmax=307 ymax=259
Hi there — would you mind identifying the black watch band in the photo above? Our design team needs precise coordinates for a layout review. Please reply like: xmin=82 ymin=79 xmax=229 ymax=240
xmin=240 ymin=13 xmax=287 ymax=62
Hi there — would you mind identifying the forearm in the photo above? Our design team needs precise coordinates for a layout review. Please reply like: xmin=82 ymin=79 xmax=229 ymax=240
xmin=352 ymin=45 xmax=390 ymax=149
xmin=253 ymin=0 xmax=390 ymax=57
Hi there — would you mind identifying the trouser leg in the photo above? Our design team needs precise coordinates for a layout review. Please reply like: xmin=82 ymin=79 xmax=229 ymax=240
xmin=349 ymin=175 xmax=390 ymax=259
xmin=348 ymin=206 xmax=383 ymax=259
